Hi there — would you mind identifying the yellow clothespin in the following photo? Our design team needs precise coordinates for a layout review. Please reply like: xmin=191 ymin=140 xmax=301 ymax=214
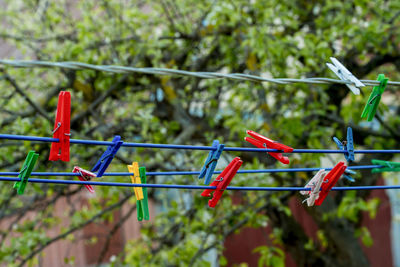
xmin=127 ymin=162 xmax=143 ymax=201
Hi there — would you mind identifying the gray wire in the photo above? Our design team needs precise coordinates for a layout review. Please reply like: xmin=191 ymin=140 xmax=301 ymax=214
xmin=1 ymin=59 xmax=400 ymax=87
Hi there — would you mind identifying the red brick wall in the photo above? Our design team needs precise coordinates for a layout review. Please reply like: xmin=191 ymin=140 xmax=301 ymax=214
xmin=223 ymin=178 xmax=393 ymax=267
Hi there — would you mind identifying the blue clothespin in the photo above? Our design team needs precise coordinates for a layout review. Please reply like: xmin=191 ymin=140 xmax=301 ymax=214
xmin=91 ymin=135 xmax=123 ymax=177
xmin=333 ymin=127 xmax=355 ymax=163
xmin=343 ymin=169 xmax=356 ymax=182
xmin=198 ymin=140 xmax=225 ymax=185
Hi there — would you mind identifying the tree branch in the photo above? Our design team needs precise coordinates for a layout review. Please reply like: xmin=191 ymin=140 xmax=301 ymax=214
xmin=96 ymin=202 xmax=137 ymax=265
xmin=2 ymin=72 xmax=52 ymax=122
xmin=18 ymin=193 xmax=132 ymax=267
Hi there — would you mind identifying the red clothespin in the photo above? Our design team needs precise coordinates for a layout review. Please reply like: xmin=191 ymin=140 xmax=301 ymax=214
xmin=314 ymin=161 xmax=347 ymax=206
xmin=244 ymin=130 xmax=293 ymax=164
xmin=72 ymin=166 xmax=96 ymax=193
xmin=49 ymin=91 xmax=71 ymax=162
xmin=201 ymin=157 xmax=243 ymax=208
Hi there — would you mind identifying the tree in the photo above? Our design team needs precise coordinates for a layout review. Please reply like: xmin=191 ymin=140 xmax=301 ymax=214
xmin=0 ymin=0 xmax=399 ymax=266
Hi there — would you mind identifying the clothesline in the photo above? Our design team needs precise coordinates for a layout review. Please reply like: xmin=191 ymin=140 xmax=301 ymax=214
xmin=0 ymin=176 xmax=398 ymax=191
xmin=1 ymin=62 xmax=399 ymax=209
xmin=0 ymin=165 xmax=384 ymax=177
xmin=1 ymin=59 xmax=400 ymax=87
xmin=1 ymin=134 xmax=400 ymax=154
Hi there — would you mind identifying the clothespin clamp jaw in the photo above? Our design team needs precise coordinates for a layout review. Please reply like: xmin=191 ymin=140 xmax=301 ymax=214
xmin=72 ymin=166 xmax=96 ymax=193
xmin=138 ymin=166 xmax=150 ymax=221
xmin=201 ymin=157 xmax=243 ymax=208
xmin=343 ymin=169 xmax=356 ymax=182
xmin=91 ymin=135 xmax=123 ymax=177
xmin=361 ymin=74 xmax=388 ymax=121
xmin=371 ymin=159 xmax=400 ymax=173
xmin=300 ymin=169 xmax=326 ymax=206
xmin=198 ymin=140 xmax=225 ymax=185
xmin=333 ymin=127 xmax=355 ymax=163
xmin=314 ymin=162 xmax=347 ymax=206
xmin=13 ymin=151 xmax=39 ymax=195
xmin=326 ymin=57 xmax=365 ymax=95
xmin=49 ymin=91 xmax=71 ymax=162
xmin=244 ymin=130 xmax=293 ymax=164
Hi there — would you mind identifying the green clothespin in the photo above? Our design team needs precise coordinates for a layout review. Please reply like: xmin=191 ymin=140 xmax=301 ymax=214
xmin=137 ymin=167 xmax=150 ymax=221
xmin=13 ymin=151 xmax=39 ymax=195
xmin=371 ymin=159 xmax=400 ymax=173
xmin=361 ymin=74 xmax=388 ymax=121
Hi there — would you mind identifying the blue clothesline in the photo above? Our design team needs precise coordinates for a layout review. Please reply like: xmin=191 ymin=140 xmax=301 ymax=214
xmin=0 ymin=165 xmax=383 ymax=177
xmin=1 ymin=134 xmax=400 ymax=154
xmin=0 ymin=176 xmax=399 ymax=191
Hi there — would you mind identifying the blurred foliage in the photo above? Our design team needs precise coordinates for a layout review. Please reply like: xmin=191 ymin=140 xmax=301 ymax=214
xmin=0 ymin=0 xmax=400 ymax=266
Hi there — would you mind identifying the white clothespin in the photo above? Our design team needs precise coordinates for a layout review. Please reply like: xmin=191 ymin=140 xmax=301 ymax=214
xmin=326 ymin=57 xmax=365 ymax=95
xmin=300 ymin=169 xmax=326 ymax=206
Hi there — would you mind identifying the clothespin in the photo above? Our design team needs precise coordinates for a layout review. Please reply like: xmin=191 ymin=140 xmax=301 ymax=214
xmin=314 ymin=161 xmax=347 ymax=206
xmin=13 ymin=151 xmax=39 ymax=195
xmin=244 ymin=130 xmax=293 ymax=164
xmin=49 ymin=91 xmax=71 ymax=162
xmin=127 ymin=162 xmax=144 ymax=201
xmin=127 ymin=162 xmax=149 ymax=221
xmin=137 ymin=167 xmax=150 ymax=221
xmin=72 ymin=166 xmax=96 ymax=193
xmin=198 ymin=140 xmax=225 ymax=185
xmin=361 ymin=74 xmax=388 ymax=121
xmin=201 ymin=157 xmax=243 ymax=208
xmin=91 ymin=135 xmax=123 ymax=177
xmin=300 ymin=169 xmax=326 ymax=206
xmin=326 ymin=57 xmax=365 ymax=95
xmin=371 ymin=159 xmax=400 ymax=173
xmin=333 ymin=127 xmax=355 ymax=163
xmin=343 ymin=169 xmax=356 ymax=182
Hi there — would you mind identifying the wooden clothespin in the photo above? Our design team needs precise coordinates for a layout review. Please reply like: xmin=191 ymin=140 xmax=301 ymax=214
xmin=91 ymin=135 xmax=123 ymax=177
xmin=49 ymin=91 xmax=71 ymax=162
xmin=72 ymin=166 xmax=96 ymax=193
xmin=13 ymin=151 xmax=39 ymax=195
xmin=245 ymin=130 xmax=293 ymax=164
xmin=201 ymin=157 xmax=243 ymax=208
xmin=198 ymin=140 xmax=225 ymax=185
xmin=326 ymin=57 xmax=365 ymax=95
xmin=361 ymin=74 xmax=388 ymax=121
xmin=314 ymin=162 xmax=347 ymax=206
